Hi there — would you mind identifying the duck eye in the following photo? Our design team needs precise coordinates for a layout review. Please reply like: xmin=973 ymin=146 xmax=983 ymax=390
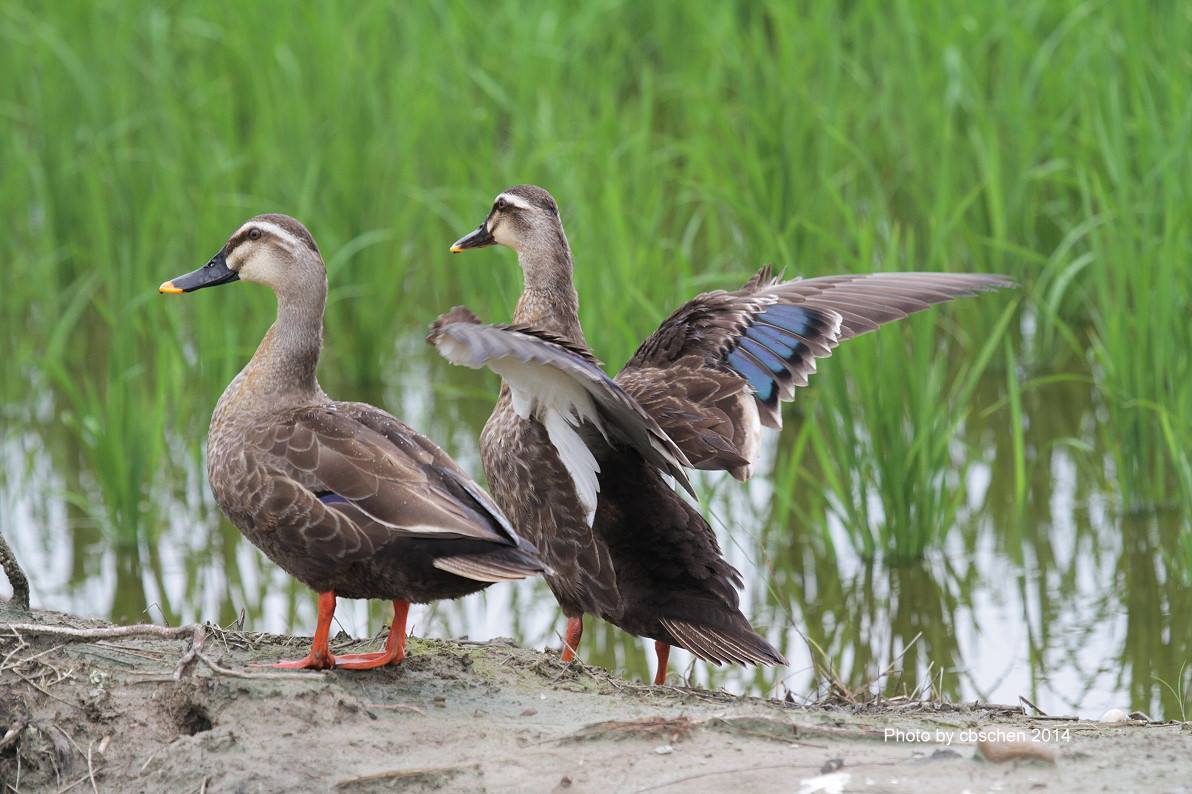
xmin=495 ymin=198 xmax=508 ymax=212
xmin=248 ymin=228 xmax=262 ymax=241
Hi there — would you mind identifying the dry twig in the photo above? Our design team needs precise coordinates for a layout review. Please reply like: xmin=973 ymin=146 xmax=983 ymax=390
xmin=169 ymin=626 xmax=323 ymax=681
xmin=86 ymin=740 xmax=99 ymax=794
xmin=364 ymin=703 xmax=427 ymax=715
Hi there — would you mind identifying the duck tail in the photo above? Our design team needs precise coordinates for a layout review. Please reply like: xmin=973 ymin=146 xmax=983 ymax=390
xmin=433 ymin=545 xmax=549 ymax=583
xmin=659 ymin=617 xmax=787 ymax=667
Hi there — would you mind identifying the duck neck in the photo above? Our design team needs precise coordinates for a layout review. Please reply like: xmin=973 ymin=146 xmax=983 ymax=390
xmin=239 ymin=279 xmax=327 ymax=403
xmin=513 ymin=244 xmax=587 ymax=347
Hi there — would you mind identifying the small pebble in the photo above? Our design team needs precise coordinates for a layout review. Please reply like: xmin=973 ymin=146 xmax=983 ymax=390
xmin=1100 ymin=708 xmax=1130 ymax=723
xmin=977 ymin=738 xmax=1056 ymax=765
xmin=520 ymin=708 xmax=538 ymax=717
xmin=654 ymin=744 xmax=674 ymax=755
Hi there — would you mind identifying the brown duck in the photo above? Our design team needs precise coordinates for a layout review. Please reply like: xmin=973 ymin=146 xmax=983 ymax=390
xmin=432 ymin=185 xmax=1013 ymax=684
xmin=160 ymin=213 xmax=545 ymax=669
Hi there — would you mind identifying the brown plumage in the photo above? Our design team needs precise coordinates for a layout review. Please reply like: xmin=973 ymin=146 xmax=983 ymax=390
xmin=618 ymin=267 xmax=1013 ymax=477
xmin=161 ymin=214 xmax=544 ymax=670
xmin=438 ymin=185 xmax=1013 ymax=683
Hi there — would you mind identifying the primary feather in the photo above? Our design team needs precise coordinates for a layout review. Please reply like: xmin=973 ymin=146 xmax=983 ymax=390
xmin=619 ymin=268 xmax=1014 ymax=474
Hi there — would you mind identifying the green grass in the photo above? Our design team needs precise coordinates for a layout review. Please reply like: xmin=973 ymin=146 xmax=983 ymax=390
xmin=1 ymin=0 xmax=1188 ymax=548
xmin=0 ymin=0 xmax=1190 ymax=712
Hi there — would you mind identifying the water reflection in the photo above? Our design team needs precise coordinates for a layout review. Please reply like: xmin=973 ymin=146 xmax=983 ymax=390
xmin=1 ymin=330 xmax=1189 ymax=720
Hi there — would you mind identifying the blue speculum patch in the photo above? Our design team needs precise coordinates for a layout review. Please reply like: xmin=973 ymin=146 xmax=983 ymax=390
xmin=737 ymin=337 xmax=789 ymax=374
xmin=318 ymin=492 xmax=349 ymax=504
xmin=756 ymin=304 xmax=813 ymax=336
xmin=744 ymin=323 xmax=801 ymax=358
xmin=726 ymin=349 xmax=775 ymax=401
xmin=725 ymin=305 xmax=823 ymax=398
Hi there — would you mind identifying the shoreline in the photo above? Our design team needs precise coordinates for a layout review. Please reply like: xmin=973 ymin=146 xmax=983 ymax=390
xmin=0 ymin=603 xmax=1186 ymax=792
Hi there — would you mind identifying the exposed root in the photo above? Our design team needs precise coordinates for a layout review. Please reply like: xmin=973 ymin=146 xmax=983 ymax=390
xmin=334 ymin=764 xmax=477 ymax=789
xmin=169 ymin=626 xmax=325 ymax=681
xmin=1 ymin=623 xmax=195 ymax=643
xmin=364 ymin=702 xmax=427 ymax=715
xmin=566 ymin=716 xmax=698 ymax=743
xmin=0 ymin=533 xmax=30 ymax=611
xmin=0 ymin=621 xmax=324 ymax=683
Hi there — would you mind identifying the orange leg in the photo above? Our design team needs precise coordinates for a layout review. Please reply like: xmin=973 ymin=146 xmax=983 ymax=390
xmin=268 ymin=591 xmax=338 ymax=670
xmin=653 ymin=641 xmax=670 ymax=685
xmin=560 ymin=616 xmax=583 ymax=662
xmin=336 ymin=600 xmax=410 ymax=670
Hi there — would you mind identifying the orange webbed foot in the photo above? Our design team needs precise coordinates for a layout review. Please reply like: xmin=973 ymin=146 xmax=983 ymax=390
xmin=260 ymin=649 xmax=336 ymax=670
xmin=334 ymin=647 xmax=406 ymax=670
xmin=333 ymin=600 xmax=410 ymax=670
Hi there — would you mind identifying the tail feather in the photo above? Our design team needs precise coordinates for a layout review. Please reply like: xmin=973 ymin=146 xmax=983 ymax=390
xmin=660 ymin=617 xmax=787 ymax=667
xmin=433 ymin=546 xmax=547 ymax=583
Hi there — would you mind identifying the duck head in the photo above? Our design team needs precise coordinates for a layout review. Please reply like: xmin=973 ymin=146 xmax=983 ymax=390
xmin=450 ymin=185 xmax=584 ymax=340
xmin=159 ymin=213 xmax=323 ymax=296
xmin=450 ymin=185 xmax=566 ymax=257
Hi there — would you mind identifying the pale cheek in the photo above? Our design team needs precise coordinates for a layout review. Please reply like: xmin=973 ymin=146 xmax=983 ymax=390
xmin=492 ymin=222 xmax=519 ymax=250
xmin=236 ymin=255 xmax=273 ymax=285
xmin=233 ymin=256 xmax=256 ymax=283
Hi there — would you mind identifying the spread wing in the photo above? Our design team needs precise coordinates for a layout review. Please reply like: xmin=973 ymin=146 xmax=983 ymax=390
xmin=618 ymin=268 xmax=1014 ymax=478
xmin=427 ymin=307 xmax=694 ymax=525
xmin=245 ymin=402 xmax=524 ymax=555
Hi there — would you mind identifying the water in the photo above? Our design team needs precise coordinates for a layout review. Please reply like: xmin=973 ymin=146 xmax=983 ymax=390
xmin=2 ymin=327 xmax=1188 ymax=721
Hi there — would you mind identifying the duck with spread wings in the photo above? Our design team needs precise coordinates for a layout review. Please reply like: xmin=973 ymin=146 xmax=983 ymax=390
xmin=433 ymin=185 xmax=1012 ymax=684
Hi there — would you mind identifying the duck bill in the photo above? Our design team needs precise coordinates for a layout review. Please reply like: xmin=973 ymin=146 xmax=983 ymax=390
xmin=159 ymin=249 xmax=239 ymax=295
xmin=449 ymin=224 xmax=495 ymax=253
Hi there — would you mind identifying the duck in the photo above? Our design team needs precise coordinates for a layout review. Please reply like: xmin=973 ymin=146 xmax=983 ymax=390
xmin=159 ymin=213 xmax=545 ymax=670
xmin=431 ymin=184 xmax=1013 ymax=685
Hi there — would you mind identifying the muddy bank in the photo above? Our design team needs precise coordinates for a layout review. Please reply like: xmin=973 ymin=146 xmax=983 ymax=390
xmin=0 ymin=603 xmax=1187 ymax=793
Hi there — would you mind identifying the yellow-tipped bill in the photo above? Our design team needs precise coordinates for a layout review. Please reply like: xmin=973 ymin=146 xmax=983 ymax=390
xmin=158 ymin=249 xmax=239 ymax=295
xmin=449 ymin=223 xmax=496 ymax=253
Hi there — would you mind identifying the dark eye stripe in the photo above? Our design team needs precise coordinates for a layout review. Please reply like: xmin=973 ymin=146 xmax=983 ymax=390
xmin=228 ymin=227 xmax=268 ymax=252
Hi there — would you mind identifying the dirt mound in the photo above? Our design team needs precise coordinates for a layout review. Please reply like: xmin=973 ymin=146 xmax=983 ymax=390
xmin=0 ymin=603 xmax=1186 ymax=792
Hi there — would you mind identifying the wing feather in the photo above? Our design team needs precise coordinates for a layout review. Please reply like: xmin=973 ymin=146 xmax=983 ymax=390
xmin=248 ymin=403 xmax=519 ymax=545
xmin=619 ymin=269 xmax=1013 ymax=476
xmin=428 ymin=308 xmax=695 ymax=511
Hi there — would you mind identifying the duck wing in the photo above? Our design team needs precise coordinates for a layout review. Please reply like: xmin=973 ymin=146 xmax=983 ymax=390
xmin=244 ymin=403 xmax=542 ymax=580
xmin=428 ymin=306 xmax=694 ymax=526
xmin=331 ymin=401 xmax=524 ymax=543
xmin=617 ymin=269 xmax=1013 ymax=478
